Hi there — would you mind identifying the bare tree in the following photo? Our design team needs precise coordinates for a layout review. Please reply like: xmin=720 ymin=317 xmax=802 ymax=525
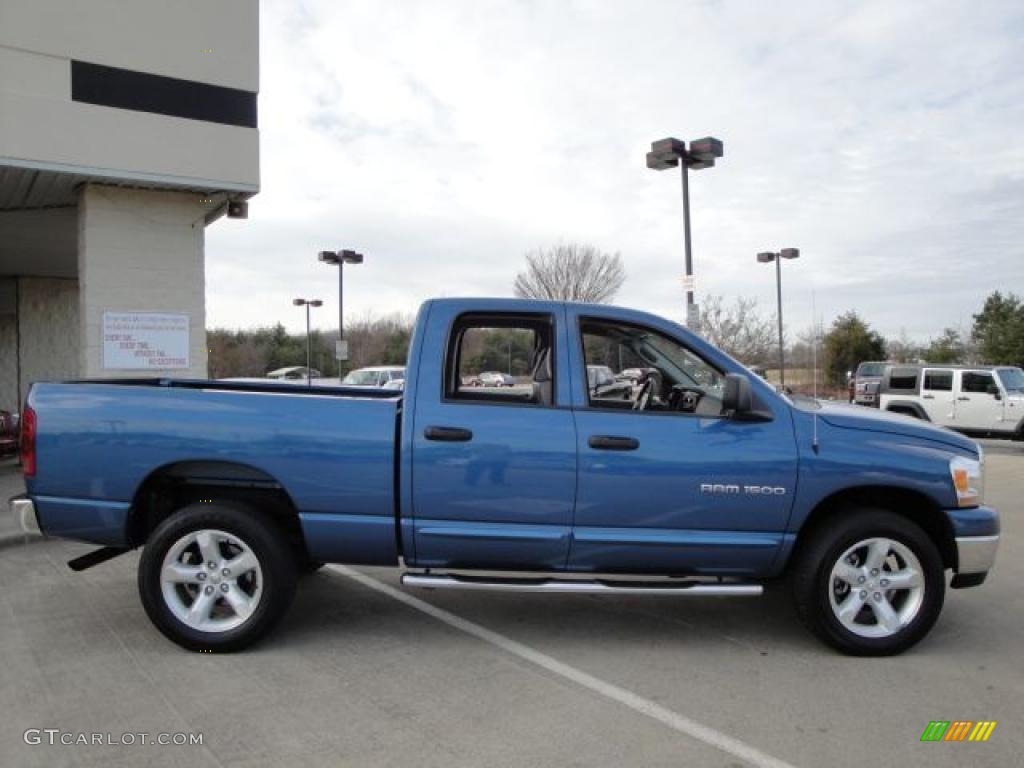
xmin=513 ymin=243 xmax=626 ymax=303
xmin=698 ymin=295 xmax=777 ymax=364
xmin=886 ymin=328 xmax=923 ymax=364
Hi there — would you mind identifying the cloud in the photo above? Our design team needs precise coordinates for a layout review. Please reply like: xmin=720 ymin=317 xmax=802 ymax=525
xmin=206 ymin=0 xmax=1024 ymax=342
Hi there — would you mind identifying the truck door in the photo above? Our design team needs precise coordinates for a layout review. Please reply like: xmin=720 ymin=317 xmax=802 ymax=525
xmin=564 ymin=308 xmax=798 ymax=576
xmin=408 ymin=304 xmax=577 ymax=570
xmin=955 ymin=370 xmax=1004 ymax=430
xmin=920 ymin=368 xmax=956 ymax=425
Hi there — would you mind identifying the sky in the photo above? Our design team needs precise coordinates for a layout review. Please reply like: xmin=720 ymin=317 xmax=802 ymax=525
xmin=206 ymin=0 xmax=1024 ymax=341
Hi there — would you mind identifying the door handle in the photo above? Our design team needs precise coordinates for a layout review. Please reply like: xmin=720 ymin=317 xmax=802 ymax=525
xmin=922 ymin=394 xmax=935 ymax=399
xmin=957 ymin=396 xmax=970 ymax=402
xmin=588 ymin=435 xmax=639 ymax=451
xmin=424 ymin=426 xmax=473 ymax=442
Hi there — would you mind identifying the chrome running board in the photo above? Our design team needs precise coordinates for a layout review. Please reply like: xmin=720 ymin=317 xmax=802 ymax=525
xmin=400 ymin=573 xmax=762 ymax=596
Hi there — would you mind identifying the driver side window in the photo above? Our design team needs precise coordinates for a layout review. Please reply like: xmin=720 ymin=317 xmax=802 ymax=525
xmin=580 ymin=319 xmax=724 ymax=415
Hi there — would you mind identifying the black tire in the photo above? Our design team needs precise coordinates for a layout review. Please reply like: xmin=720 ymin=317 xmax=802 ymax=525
xmin=299 ymin=558 xmax=326 ymax=575
xmin=790 ymin=509 xmax=945 ymax=656
xmin=138 ymin=502 xmax=297 ymax=652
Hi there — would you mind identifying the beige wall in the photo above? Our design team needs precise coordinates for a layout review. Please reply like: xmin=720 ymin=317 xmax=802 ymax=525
xmin=0 ymin=0 xmax=259 ymax=192
xmin=0 ymin=0 xmax=257 ymax=392
xmin=78 ymin=185 xmax=208 ymax=378
xmin=16 ymin=277 xmax=79 ymax=400
xmin=0 ymin=0 xmax=258 ymax=91
xmin=0 ymin=270 xmax=82 ymax=413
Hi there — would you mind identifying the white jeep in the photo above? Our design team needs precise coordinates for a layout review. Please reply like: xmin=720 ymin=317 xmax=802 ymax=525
xmin=878 ymin=364 xmax=1024 ymax=438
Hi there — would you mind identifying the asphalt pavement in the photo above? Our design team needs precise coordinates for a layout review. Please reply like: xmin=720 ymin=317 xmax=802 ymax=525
xmin=0 ymin=442 xmax=1020 ymax=767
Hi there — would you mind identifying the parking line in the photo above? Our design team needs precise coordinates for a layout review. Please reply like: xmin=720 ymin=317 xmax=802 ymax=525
xmin=331 ymin=565 xmax=799 ymax=768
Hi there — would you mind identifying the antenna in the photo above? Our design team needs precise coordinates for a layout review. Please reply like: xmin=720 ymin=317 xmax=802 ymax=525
xmin=812 ymin=290 xmax=819 ymax=400
xmin=811 ymin=290 xmax=820 ymax=453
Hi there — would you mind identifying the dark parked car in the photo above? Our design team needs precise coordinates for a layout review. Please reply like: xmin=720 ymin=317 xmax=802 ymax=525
xmin=851 ymin=361 xmax=886 ymax=406
xmin=0 ymin=410 xmax=19 ymax=457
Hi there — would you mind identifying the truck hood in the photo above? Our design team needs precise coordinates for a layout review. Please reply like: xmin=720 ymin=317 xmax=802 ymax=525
xmin=815 ymin=401 xmax=979 ymax=455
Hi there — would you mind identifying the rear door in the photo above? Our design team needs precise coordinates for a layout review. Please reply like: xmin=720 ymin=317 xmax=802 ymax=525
xmin=409 ymin=304 xmax=577 ymax=570
xmin=955 ymin=370 xmax=1004 ymax=430
xmin=920 ymin=368 xmax=956 ymax=425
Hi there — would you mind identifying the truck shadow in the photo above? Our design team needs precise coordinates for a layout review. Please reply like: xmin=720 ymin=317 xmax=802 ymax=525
xmin=274 ymin=568 xmax=824 ymax=657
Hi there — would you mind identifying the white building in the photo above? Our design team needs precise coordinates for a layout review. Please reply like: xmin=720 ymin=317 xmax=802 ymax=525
xmin=0 ymin=0 xmax=259 ymax=412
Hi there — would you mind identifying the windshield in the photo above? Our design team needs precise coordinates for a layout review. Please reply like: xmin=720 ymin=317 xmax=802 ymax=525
xmin=857 ymin=363 xmax=885 ymax=377
xmin=997 ymin=367 xmax=1024 ymax=393
xmin=643 ymin=333 xmax=723 ymax=390
xmin=342 ymin=370 xmax=379 ymax=385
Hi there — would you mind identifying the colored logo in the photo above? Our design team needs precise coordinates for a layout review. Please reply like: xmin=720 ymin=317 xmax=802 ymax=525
xmin=920 ymin=721 xmax=996 ymax=742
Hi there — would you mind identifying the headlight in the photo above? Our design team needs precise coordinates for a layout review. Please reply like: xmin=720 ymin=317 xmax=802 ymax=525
xmin=949 ymin=454 xmax=983 ymax=508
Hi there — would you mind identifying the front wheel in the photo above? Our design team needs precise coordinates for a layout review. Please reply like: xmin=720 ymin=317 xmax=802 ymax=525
xmin=138 ymin=502 xmax=297 ymax=652
xmin=791 ymin=510 xmax=945 ymax=655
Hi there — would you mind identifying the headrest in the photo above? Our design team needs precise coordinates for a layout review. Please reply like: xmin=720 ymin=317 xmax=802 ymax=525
xmin=532 ymin=347 xmax=552 ymax=383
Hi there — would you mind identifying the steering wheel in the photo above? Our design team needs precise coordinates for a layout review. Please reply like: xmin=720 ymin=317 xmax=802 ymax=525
xmin=633 ymin=377 xmax=655 ymax=411
xmin=668 ymin=385 xmax=705 ymax=413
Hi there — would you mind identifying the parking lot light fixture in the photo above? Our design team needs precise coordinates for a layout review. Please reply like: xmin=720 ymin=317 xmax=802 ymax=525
xmin=293 ymin=298 xmax=323 ymax=386
xmin=756 ymin=249 xmax=800 ymax=388
xmin=318 ymin=249 xmax=364 ymax=360
xmin=646 ymin=135 xmax=724 ymax=327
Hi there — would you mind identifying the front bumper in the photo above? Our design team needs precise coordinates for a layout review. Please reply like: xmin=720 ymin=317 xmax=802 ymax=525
xmin=946 ymin=504 xmax=999 ymax=588
xmin=10 ymin=495 xmax=41 ymax=535
xmin=955 ymin=534 xmax=999 ymax=575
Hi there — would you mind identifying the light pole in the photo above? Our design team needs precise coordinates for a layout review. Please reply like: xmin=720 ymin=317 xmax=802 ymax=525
xmin=646 ymin=136 xmax=724 ymax=328
xmin=756 ymin=248 xmax=800 ymax=388
xmin=292 ymin=298 xmax=322 ymax=386
xmin=318 ymin=249 xmax=364 ymax=367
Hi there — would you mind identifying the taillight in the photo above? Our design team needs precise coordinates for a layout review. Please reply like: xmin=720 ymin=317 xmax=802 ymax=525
xmin=20 ymin=405 xmax=36 ymax=477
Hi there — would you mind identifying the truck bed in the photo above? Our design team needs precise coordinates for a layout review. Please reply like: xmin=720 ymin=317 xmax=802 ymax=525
xmin=26 ymin=379 xmax=402 ymax=564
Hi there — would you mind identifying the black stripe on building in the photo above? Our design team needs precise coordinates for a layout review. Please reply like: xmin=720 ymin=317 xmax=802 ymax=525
xmin=71 ymin=60 xmax=257 ymax=129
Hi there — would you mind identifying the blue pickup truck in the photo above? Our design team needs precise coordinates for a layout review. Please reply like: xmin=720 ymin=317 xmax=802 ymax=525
xmin=12 ymin=298 xmax=999 ymax=655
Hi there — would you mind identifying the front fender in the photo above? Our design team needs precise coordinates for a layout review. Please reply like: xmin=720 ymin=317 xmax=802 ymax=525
xmin=787 ymin=413 xmax=960 ymax=534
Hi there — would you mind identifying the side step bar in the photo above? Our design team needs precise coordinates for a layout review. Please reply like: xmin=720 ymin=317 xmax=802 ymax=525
xmin=401 ymin=573 xmax=762 ymax=596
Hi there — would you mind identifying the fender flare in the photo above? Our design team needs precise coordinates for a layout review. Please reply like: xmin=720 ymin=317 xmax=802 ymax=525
xmin=883 ymin=400 xmax=931 ymax=421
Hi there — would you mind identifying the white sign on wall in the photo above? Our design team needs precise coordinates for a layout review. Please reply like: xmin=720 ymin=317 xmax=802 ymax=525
xmin=103 ymin=312 xmax=190 ymax=370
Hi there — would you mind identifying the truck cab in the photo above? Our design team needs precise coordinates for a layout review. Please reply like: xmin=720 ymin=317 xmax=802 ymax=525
xmin=404 ymin=299 xmax=797 ymax=575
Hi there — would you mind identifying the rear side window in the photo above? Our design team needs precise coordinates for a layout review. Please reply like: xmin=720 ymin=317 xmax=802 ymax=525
xmin=888 ymin=367 xmax=919 ymax=391
xmin=961 ymin=371 xmax=995 ymax=394
xmin=445 ymin=314 xmax=554 ymax=406
xmin=923 ymin=370 xmax=953 ymax=391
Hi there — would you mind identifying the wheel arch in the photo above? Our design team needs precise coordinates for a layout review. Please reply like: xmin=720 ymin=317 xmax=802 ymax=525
xmin=791 ymin=485 xmax=956 ymax=571
xmin=127 ymin=460 xmax=308 ymax=559
xmin=884 ymin=401 xmax=930 ymax=420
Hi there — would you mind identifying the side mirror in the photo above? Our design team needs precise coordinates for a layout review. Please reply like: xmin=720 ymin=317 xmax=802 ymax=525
xmin=722 ymin=373 xmax=752 ymax=416
xmin=986 ymin=383 xmax=1001 ymax=399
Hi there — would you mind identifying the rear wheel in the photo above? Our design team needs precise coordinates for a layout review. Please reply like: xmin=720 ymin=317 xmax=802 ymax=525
xmin=791 ymin=509 xmax=944 ymax=655
xmin=138 ymin=502 xmax=296 ymax=652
